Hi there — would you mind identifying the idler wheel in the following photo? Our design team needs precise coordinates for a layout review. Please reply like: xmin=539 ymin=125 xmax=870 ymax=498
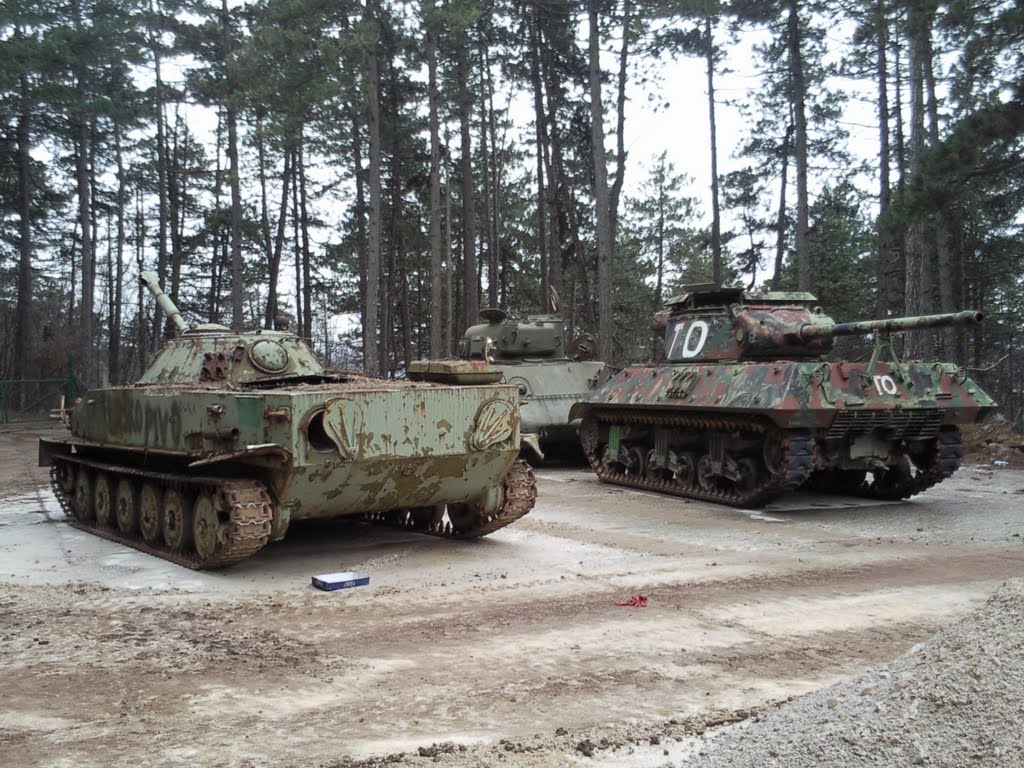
xmin=139 ymin=483 xmax=162 ymax=544
xmin=192 ymin=493 xmax=222 ymax=560
xmin=73 ymin=468 xmax=95 ymax=521
xmin=94 ymin=473 xmax=113 ymax=527
xmin=115 ymin=479 xmax=138 ymax=534
xmin=161 ymin=488 xmax=193 ymax=552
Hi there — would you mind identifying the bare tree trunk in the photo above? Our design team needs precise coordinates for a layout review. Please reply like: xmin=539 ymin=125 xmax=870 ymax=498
xmin=70 ymin=0 xmax=94 ymax=376
xmin=456 ymin=34 xmax=478 ymax=329
xmin=875 ymin=0 xmax=892 ymax=318
xmin=705 ymin=14 xmax=722 ymax=286
xmin=221 ymin=0 xmax=244 ymax=331
xmin=109 ymin=124 xmax=126 ymax=383
xmin=770 ymin=122 xmax=793 ymax=289
xmin=364 ymin=6 xmax=383 ymax=375
xmin=903 ymin=4 xmax=933 ymax=361
xmin=297 ymin=131 xmax=313 ymax=340
xmin=787 ymin=0 xmax=811 ymax=291
xmin=485 ymin=47 xmax=502 ymax=307
xmin=15 ymin=63 xmax=33 ymax=383
xmin=291 ymin=151 xmax=302 ymax=334
xmin=529 ymin=10 xmax=550 ymax=311
xmin=478 ymin=45 xmax=496 ymax=308
xmin=923 ymin=25 xmax=959 ymax=360
xmin=264 ymin=144 xmax=291 ymax=328
xmin=588 ymin=1 xmax=613 ymax=362
xmin=444 ymin=125 xmax=454 ymax=355
xmin=609 ymin=0 xmax=631 ymax=244
xmin=426 ymin=3 xmax=443 ymax=357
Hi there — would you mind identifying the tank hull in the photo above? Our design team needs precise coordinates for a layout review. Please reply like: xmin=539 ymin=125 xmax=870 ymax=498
xmin=495 ymin=360 xmax=608 ymax=444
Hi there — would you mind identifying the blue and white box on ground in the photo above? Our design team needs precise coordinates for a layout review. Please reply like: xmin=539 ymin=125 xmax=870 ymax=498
xmin=311 ymin=571 xmax=370 ymax=591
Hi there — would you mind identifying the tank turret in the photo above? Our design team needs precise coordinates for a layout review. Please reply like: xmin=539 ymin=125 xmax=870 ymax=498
xmin=135 ymin=272 xmax=326 ymax=386
xmin=660 ymin=285 xmax=983 ymax=363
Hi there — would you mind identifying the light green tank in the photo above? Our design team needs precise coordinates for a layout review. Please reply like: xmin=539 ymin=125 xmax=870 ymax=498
xmin=39 ymin=273 xmax=536 ymax=569
xmin=458 ymin=309 xmax=610 ymax=450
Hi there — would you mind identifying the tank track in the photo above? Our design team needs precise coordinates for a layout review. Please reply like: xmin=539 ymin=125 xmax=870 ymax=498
xmin=854 ymin=428 xmax=963 ymax=501
xmin=365 ymin=458 xmax=537 ymax=539
xmin=579 ymin=409 xmax=814 ymax=508
xmin=50 ymin=455 xmax=273 ymax=570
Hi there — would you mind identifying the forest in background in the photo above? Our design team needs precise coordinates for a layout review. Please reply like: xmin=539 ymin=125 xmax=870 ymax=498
xmin=1 ymin=0 xmax=1022 ymax=425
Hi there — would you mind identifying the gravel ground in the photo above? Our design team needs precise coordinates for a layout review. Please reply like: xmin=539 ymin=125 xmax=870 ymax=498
xmin=682 ymin=579 xmax=1024 ymax=767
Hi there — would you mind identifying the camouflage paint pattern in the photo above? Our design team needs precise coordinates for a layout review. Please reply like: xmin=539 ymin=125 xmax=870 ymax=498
xmin=572 ymin=286 xmax=996 ymax=506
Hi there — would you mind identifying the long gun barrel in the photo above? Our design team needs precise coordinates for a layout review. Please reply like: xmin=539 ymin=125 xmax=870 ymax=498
xmin=140 ymin=271 xmax=191 ymax=335
xmin=799 ymin=310 xmax=982 ymax=341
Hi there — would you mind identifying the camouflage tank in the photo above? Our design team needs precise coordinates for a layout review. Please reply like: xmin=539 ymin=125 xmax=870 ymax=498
xmin=570 ymin=284 xmax=996 ymax=507
xmin=458 ymin=308 xmax=609 ymax=449
xmin=38 ymin=272 xmax=536 ymax=569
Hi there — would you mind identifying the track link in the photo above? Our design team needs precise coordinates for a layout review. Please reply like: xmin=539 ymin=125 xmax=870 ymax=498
xmin=579 ymin=409 xmax=813 ymax=508
xmin=50 ymin=456 xmax=272 ymax=569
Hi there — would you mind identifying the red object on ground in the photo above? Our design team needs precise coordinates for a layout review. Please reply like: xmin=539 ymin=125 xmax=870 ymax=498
xmin=614 ymin=594 xmax=648 ymax=607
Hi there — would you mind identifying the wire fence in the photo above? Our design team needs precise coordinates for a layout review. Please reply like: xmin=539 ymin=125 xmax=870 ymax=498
xmin=0 ymin=373 xmax=87 ymax=424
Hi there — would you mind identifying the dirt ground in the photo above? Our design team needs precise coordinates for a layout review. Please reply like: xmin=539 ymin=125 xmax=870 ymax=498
xmin=2 ymin=424 xmax=1023 ymax=768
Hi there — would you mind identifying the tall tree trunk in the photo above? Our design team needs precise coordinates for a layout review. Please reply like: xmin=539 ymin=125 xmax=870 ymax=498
xmin=705 ymin=15 xmax=722 ymax=286
xmin=426 ymin=3 xmax=443 ymax=357
xmin=529 ymin=9 xmax=550 ymax=311
xmin=588 ymin=2 xmax=613 ymax=362
xmin=787 ymin=0 xmax=811 ymax=291
xmin=875 ymin=0 xmax=892 ymax=318
xmin=609 ymin=0 xmax=631 ymax=244
xmin=903 ymin=4 xmax=933 ymax=361
xmin=71 ymin=0 xmax=94 ymax=376
xmin=15 ymin=64 xmax=33 ymax=383
xmin=485 ymin=46 xmax=502 ymax=308
xmin=110 ymin=124 xmax=126 ymax=384
xmin=770 ymin=123 xmax=793 ymax=289
xmin=264 ymin=139 xmax=292 ymax=328
xmin=150 ymin=0 xmax=169 ymax=347
xmin=478 ymin=45 xmax=496 ymax=308
xmin=444 ymin=124 xmax=454 ymax=355
xmin=456 ymin=33 xmax=478 ymax=329
xmin=922 ymin=24 xmax=959 ymax=360
xmin=297 ymin=131 xmax=313 ymax=340
xmin=222 ymin=0 xmax=244 ymax=332
xmin=364 ymin=7 xmax=382 ymax=375
xmin=168 ymin=117 xmax=183 ymax=315
xmin=291 ymin=150 xmax=302 ymax=334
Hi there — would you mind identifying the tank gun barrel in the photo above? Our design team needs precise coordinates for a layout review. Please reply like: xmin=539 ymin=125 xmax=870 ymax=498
xmin=799 ymin=310 xmax=982 ymax=340
xmin=140 ymin=270 xmax=190 ymax=335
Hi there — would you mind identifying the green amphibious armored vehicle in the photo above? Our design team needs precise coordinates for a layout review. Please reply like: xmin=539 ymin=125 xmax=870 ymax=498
xmin=39 ymin=272 xmax=536 ymax=569
xmin=458 ymin=309 xmax=609 ymax=449
xmin=571 ymin=285 xmax=996 ymax=507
